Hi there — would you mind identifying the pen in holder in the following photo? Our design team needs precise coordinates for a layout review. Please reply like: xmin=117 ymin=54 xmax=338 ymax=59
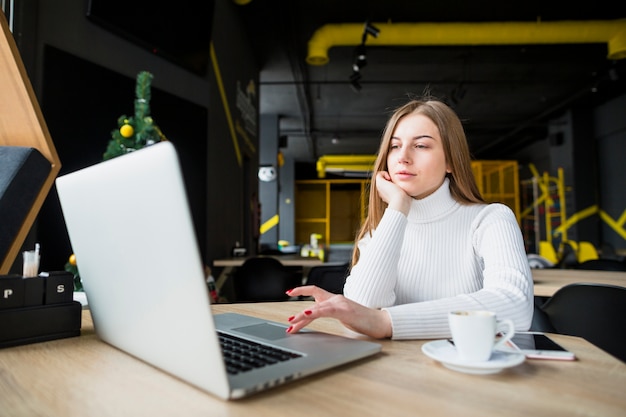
xmin=22 ymin=243 xmax=40 ymax=278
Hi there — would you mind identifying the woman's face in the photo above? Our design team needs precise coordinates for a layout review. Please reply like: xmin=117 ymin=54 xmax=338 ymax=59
xmin=386 ymin=112 xmax=450 ymax=199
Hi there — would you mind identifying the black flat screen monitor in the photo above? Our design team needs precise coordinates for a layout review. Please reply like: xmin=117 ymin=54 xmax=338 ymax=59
xmin=86 ymin=0 xmax=215 ymax=76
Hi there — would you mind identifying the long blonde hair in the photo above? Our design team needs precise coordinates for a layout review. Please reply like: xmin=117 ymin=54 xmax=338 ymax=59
xmin=351 ymin=98 xmax=485 ymax=265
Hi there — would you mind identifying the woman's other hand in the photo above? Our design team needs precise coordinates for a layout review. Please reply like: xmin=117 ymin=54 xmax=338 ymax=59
xmin=285 ymin=286 xmax=392 ymax=339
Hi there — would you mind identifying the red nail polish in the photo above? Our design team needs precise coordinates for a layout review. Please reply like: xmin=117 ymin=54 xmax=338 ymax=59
xmin=286 ymin=289 xmax=293 ymax=294
xmin=286 ymin=326 xmax=293 ymax=333
xmin=304 ymin=310 xmax=312 ymax=316
xmin=288 ymin=315 xmax=295 ymax=321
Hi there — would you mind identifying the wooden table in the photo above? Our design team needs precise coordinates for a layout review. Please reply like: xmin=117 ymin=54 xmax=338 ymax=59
xmin=1 ymin=302 xmax=625 ymax=417
xmin=532 ymin=268 xmax=626 ymax=297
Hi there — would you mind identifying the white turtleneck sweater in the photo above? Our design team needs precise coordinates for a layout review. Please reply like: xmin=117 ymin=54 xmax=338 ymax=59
xmin=343 ymin=178 xmax=533 ymax=340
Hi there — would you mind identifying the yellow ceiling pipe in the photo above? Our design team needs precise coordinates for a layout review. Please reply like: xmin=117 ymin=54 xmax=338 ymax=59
xmin=306 ymin=20 xmax=626 ymax=66
xmin=317 ymin=154 xmax=377 ymax=178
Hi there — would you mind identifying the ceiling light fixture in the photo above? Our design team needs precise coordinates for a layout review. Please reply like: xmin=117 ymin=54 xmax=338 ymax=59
xmin=362 ymin=21 xmax=380 ymax=41
xmin=349 ymin=71 xmax=362 ymax=92
xmin=348 ymin=20 xmax=380 ymax=93
xmin=352 ymin=44 xmax=367 ymax=72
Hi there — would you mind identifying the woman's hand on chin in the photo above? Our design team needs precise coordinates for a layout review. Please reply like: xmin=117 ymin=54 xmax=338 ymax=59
xmin=375 ymin=171 xmax=411 ymax=215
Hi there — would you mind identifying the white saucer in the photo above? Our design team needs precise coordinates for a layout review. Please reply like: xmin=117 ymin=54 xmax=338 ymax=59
xmin=422 ymin=340 xmax=525 ymax=375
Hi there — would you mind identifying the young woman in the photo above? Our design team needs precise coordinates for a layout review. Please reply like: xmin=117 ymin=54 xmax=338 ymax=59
xmin=286 ymin=98 xmax=533 ymax=339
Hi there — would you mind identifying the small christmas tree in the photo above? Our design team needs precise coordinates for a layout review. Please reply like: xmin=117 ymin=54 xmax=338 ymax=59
xmin=103 ymin=71 xmax=167 ymax=160
xmin=68 ymin=72 xmax=168 ymax=288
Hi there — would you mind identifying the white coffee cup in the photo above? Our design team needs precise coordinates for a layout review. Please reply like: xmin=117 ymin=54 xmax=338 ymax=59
xmin=448 ymin=310 xmax=515 ymax=362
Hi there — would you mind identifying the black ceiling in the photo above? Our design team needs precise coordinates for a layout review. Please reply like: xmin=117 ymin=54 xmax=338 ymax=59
xmin=235 ymin=1 xmax=626 ymax=166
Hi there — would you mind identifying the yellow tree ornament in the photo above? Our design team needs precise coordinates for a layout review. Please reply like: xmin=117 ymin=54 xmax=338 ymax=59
xmin=120 ymin=123 xmax=134 ymax=138
xmin=64 ymin=253 xmax=82 ymax=291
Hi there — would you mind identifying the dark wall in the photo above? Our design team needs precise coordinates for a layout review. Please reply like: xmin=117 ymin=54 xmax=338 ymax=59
xmin=37 ymin=45 xmax=208 ymax=270
xmin=205 ymin=0 xmax=260 ymax=261
xmin=595 ymin=95 xmax=626 ymax=251
xmin=570 ymin=104 xmax=601 ymax=246
xmin=8 ymin=0 xmax=260 ymax=272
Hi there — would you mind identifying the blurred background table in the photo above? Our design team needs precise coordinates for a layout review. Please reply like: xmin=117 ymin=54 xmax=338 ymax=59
xmin=532 ymin=268 xmax=626 ymax=297
xmin=213 ymin=255 xmax=324 ymax=269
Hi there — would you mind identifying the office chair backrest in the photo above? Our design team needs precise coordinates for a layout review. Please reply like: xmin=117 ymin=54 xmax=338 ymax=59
xmin=305 ymin=263 xmax=350 ymax=294
xmin=599 ymin=242 xmax=622 ymax=261
xmin=575 ymin=259 xmax=626 ymax=272
xmin=556 ymin=241 xmax=578 ymax=269
xmin=539 ymin=283 xmax=626 ymax=362
xmin=233 ymin=257 xmax=302 ymax=302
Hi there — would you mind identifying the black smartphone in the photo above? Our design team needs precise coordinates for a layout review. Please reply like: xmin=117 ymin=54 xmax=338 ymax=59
xmin=503 ymin=332 xmax=576 ymax=360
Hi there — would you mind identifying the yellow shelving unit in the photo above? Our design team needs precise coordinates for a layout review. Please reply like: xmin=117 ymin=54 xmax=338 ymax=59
xmin=520 ymin=166 xmax=568 ymax=260
xmin=295 ymin=179 xmax=369 ymax=247
xmin=471 ymin=160 xmax=520 ymax=223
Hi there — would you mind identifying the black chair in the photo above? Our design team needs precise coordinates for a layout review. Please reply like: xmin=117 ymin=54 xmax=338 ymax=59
xmin=555 ymin=241 xmax=579 ymax=269
xmin=305 ymin=263 xmax=350 ymax=294
xmin=598 ymin=242 xmax=624 ymax=262
xmin=575 ymin=259 xmax=626 ymax=272
xmin=533 ymin=283 xmax=626 ymax=362
xmin=530 ymin=296 xmax=556 ymax=333
xmin=232 ymin=257 xmax=302 ymax=302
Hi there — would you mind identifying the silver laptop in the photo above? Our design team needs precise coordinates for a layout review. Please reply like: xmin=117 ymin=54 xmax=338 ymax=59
xmin=55 ymin=141 xmax=381 ymax=400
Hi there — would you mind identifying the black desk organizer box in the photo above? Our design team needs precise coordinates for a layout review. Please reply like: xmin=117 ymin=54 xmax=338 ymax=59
xmin=0 ymin=271 xmax=82 ymax=348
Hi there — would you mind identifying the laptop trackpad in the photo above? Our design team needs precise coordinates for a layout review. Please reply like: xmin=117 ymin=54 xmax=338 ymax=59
xmin=233 ymin=323 xmax=288 ymax=340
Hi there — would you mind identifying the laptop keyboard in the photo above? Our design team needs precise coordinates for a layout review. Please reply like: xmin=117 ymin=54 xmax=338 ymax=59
xmin=218 ymin=332 xmax=303 ymax=375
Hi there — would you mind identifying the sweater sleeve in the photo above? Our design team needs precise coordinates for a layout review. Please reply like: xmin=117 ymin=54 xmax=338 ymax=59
xmin=343 ymin=208 xmax=407 ymax=307
xmin=386 ymin=204 xmax=533 ymax=339
xmin=344 ymin=204 xmax=533 ymax=339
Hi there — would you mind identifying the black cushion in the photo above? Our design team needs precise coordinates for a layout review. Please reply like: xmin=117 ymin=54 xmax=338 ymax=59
xmin=0 ymin=146 xmax=51 ymax=263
